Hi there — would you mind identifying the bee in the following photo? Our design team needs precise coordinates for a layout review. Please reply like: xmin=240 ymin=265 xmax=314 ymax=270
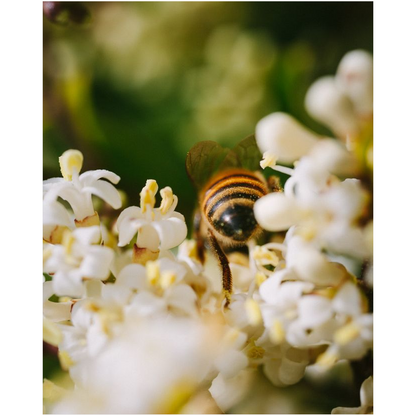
xmin=186 ymin=135 xmax=279 ymax=307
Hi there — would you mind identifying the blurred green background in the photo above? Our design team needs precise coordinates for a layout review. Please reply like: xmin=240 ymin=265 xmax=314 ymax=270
xmin=43 ymin=2 xmax=373 ymax=408
xmin=43 ymin=1 xmax=373 ymax=222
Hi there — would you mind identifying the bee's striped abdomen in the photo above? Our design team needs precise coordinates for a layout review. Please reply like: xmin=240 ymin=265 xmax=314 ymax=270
xmin=202 ymin=169 xmax=267 ymax=243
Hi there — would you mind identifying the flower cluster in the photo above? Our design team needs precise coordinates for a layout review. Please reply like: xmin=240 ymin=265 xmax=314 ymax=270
xmin=43 ymin=50 xmax=373 ymax=414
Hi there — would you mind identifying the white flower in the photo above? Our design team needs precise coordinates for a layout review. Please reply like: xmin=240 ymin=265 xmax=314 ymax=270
xmin=116 ymin=257 xmax=198 ymax=317
xmin=43 ymin=149 xmax=122 ymax=224
xmin=258 ymin=269 xmax=314 ymax=345
xmin=305 ymin=50 xmax=373 ymax=139
xmin=43 ymin=226 xmax=114 ymax=297
xmin=255 ymin=170 xmax=371 ymax=259
xmin=115 ymin=180 xmax=187 ymax=263
xmin=288 ymin=281 xmax=372 ymax=362
xmin=332 ymin=376 xmax=373 ymax=414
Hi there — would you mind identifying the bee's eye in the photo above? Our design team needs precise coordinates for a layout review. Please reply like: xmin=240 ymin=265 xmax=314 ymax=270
xmin=215 ymin=205 xmax=258 ymax=242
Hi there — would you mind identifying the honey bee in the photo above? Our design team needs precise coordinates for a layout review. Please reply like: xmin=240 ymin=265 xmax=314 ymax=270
xmin=186 ymin=135 xmax=279 ymax=307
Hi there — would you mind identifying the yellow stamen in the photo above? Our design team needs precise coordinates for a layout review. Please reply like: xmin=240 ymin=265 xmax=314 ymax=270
xmin=146 ymin=261 xmax=160 ymax=286
xmin=140 ymin=179 xmax=158 ymax=214
xmin=159 ymin=186 xmax=174 ymax=215
xmin=59 ymin=149 xmax=83 ymax=181
xmin=260 ymin=150 xmax=278 ymax=169
xmin=160 ymin=271 xmax=177 ymax=290
xmin=245 ymin=298 xmax=262 ymax=326
xmin=269 ymin=319 xmax=285 ymax=344
xmin=58 ymin=350 xmax=74 ymax=371
xmin=334 ymin=322 xmax=360 ymax=345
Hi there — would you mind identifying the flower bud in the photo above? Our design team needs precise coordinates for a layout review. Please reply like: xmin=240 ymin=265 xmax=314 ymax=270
xmin=255 ymin=112 xmax=319 ymax=164
xmin=336 ymin=50 xmax=373 ymax=116
xmin=305 ymin=76 xmax=358 ymax=138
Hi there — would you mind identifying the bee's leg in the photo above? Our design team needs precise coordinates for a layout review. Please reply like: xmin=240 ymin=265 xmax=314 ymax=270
xmin=193 ymin=209 xmax=206 ymax=264
xmin=207 ymin=229 xmax=232 ymax=308
xmin=267 ymin=175 xmax=283 ymax=192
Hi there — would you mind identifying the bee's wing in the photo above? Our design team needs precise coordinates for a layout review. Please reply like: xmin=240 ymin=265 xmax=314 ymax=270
xmin=219 ymin=134 xmax=263 ymax=172
xmin=186 ymin=141 xmax=231 ymax=189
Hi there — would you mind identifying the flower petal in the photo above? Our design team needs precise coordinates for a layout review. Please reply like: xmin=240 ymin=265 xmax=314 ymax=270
xmin=79 ymin=169 xmax=121 ymax=185
xmin=152 ymin=215 xmax=187 ymax=250
xmin=83 ymin=179 xmax=122 ymax=209
xmin=254 ymin=193 xmax=302 ymax=232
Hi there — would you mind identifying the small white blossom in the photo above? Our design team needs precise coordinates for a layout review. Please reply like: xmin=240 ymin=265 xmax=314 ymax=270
xmin=43 ymin=226 xmax=114 ymax=297
xmin=43 ymin=149 xmax=122 ymax=224
xmin=115 ymin=180 xmax=187 ymax=263
xmin=305 ymin=49 xmax=373 ymax=139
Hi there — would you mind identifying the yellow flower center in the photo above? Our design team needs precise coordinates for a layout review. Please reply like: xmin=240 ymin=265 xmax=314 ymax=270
xmin=159 ymin=186 xmax=174 ymax=215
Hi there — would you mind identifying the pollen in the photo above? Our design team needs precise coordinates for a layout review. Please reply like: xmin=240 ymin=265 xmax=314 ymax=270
xmin=59 ymin=149 xmax=83 ymax=181
xmin=159 ymin=186 xmax=174 ymax=215
xmin=260 ymin=150 xmax=278 ymax=169
xmin=245 ymin=298 xmax=262 ymax=326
